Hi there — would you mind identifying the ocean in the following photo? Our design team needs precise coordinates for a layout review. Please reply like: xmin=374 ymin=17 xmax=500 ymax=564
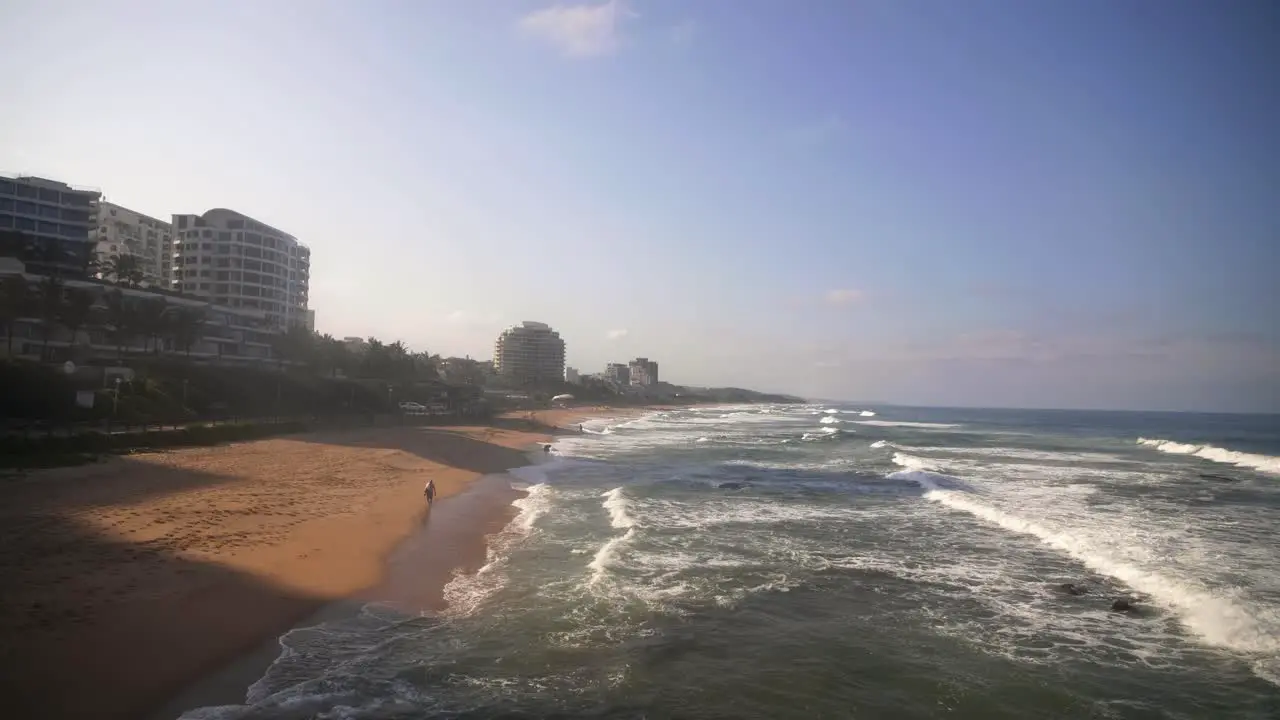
xmin=183 ymin=405 xmax=1280 ymax=719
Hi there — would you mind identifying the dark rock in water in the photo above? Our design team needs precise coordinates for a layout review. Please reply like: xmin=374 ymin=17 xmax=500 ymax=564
xmin=718 ymin=482 xmax=748 ymax=490
xmin=1199 ymin=473 xmax=1238 ymax=483
xmin=543 ymin=444 xmax=553 ymax=452
xmin=1059 ymin=583 xmax=1088 ymax=596
xmin=1111 ymin=598 xmax=1135 ymax=613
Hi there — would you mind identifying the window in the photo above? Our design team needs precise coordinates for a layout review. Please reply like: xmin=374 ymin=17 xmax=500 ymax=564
xmin=16 ymin=185 xmax=38 ymax=199
xmin=245 ymin=247 xmax=261 ymax=259
xmin=243 ymin=272 xmax=261 ymax=284
xmin=200 ymin=270 xmax=212 ymax=278
xmin=217 ymin=231 xmax=230 ymax=242
xmin=201 ymin=243 xmax=213 ymax=251
xmin=177 ymin=216 xmax=188 ymax=229
xmin=110 ymin=244 xmax=117 ymax=252
xmin=244 ymin=260 xmax=261 ymax=271
xmin=246 ymin=233 xmax=262 ymax=245
xmin=216 ymin=271 xmax=229 ymax=280
xmin=226 ymin=219 xmax=244 ymax=230
xmin=202 ymin=229 xmax=212 ymax=238
xmin=200 ymin=256 xmax=212 ymax=264
xmin=215 ymin=283 xmax=229 ymax=294
xmin=39 ymin=205 xmax=59 ymax=218
xmin=16 ymin=201 xmax=38 ymax=214
xmin=38 ymin=221 xmax=58 ymax=234
xmin=216 ymin=243 xmax=231 ymax=255
xmin=0 ymin=215 xmax=11 ymax=228
xmin=216 ymin=258 xmax=230 ymax=268
xmin=38 ymin=188 xmax=60 ymax=202
xmin=109 ymin=208 xmax=118 ymax=216
xmin=0 ymin=198 xmax=11 ymax=211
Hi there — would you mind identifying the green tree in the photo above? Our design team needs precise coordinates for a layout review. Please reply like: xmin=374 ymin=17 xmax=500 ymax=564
xmin=170 ymin=306 xmax=207 ymax=358
xmin=102 ymin=253 xmax=145 ymax=287
xmin=134 ymin=298 xmax=168 ymax=354
xmin=362 ymin=337 xmax=389 ymax=378
xmin=0 ymin=275 xmax=31 ymax=357
xmin=270 ymin=323 xmax=315 ymax=370
xmin=59 ymin=287 xmax=97 ymax=358
xmin=102 ymin=289 xmax=137 ymax=360
xmin=36 ymin=276 xmax=65 ymax=361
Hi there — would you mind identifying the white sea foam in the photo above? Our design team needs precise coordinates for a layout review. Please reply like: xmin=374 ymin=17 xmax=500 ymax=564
xmin=588 ymin=528 xmax=636 ymax=584
xmin=854 ymin=420 xmax=961 ymax=429
xmin=819 ymin=416 xmax=842 ymax=425
xmin=906 ymin=473 xmax=1280 ymax=665
xmin=859 ymin=410 xmax=876 ymax=417
xmin=823 ymin=408 xmax=840 ymax=414
xmin=511 ymin=483 xmax=553 ymax=532
xmin=870 ymin=440 xmax=889 ymax=449
xmin=442 ymin=482 xmax=555 ymax=616
xmin=891 ymin=452 xmax=936 ymax=472
xmin=1137 ymin=438 xmax=1280 ymax=475
xmin=602 ymin=487 xmax=636 ymax=529
xmin=922 ymin=446 xmax=1131 ymax=464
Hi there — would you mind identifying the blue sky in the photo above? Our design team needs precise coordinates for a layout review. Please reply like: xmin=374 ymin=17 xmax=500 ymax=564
xmin=2 ymin=0 xmax=1277 ymax=412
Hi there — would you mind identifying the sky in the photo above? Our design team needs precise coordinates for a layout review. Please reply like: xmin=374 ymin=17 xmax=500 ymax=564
xmin=2 ymin=0 xmax=1277 ymax=412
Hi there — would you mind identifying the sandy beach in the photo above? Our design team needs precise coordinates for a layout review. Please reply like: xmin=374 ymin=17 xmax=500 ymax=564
xmin=0 ymin=407 xmax=633 ymax=720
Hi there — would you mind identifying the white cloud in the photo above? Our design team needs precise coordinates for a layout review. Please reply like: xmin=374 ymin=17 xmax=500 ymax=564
xmin=824 ymin=289 xmax=865 ymax=306
xmin=519 ymin=1 xmax=635 ymax=58
xmin=668 ymin=19 xmax=697 ymax=46
xmin=606 ymin=328 xmax=629 ymax=340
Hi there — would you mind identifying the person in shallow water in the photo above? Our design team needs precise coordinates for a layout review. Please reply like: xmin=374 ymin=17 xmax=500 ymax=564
xmin=423 ymin=479 xmax=436 ymax=504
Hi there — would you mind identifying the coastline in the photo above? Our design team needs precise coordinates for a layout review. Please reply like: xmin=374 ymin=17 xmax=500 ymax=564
xmin=0 ymin=406 xmax=642 ymax=720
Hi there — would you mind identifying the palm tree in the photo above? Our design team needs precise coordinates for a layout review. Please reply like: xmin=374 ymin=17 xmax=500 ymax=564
xmin=59 ymin=288 xmax=97 ymax=358
xmin=0 ymin=275 xmax=31 ymax=357
xmin=170 ymin=306 xmax=206 ymax=358
xmin=134 ymin=298 xmax=168 ymax=354
xmin=36 ymin=276 xmax=65 ymax=362
xmin=102 ymin=288 xmax=136 ymax=360
xmin=102 ymin=253 xmax=145 ymax=288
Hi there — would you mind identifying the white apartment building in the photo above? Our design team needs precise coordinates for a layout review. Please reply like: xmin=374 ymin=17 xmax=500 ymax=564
xmin=170 ymin=208 xmax=310 ymax=330
xmin=629 ymin=357 xmax=659 ymax=386
xmin=494 ymin=321 xmax=566 ymax=385
xmin=565 ymin=366 xmax=581 ymax=384
xmin=91 ymin=201 xmax=173 ymax=287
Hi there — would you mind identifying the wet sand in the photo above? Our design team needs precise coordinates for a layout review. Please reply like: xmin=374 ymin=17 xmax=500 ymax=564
xmin=0 ymin=408 xmax=630 ymax=720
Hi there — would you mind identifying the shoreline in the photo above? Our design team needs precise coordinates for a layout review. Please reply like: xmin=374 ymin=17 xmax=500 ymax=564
xmin=1 ymin=406 xmax=646 ymax=720
xmin=154 ymin=408 xmax=633 ymax=719
xmin=151 ymin=472 xmax=529 ymax=719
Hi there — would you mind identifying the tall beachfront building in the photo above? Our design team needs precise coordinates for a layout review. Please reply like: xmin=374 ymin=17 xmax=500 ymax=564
xmin=0 ymin=174 xmax=100 ymax=275
xmin=91 ymin=201 xmax=173 ymax=287
xmin=629 ymin=357 xmax=660 ymax=386
xmin=494 ymin=321 xmax=566 ymax=385
xmin=170 ymin=208 xmax=310 ymax=330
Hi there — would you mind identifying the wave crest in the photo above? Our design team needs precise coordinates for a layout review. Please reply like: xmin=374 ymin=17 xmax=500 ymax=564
xmin=1137 ymin=438 xmax=1280 ymax=475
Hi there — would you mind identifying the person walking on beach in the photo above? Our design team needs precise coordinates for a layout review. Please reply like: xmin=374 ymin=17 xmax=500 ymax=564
xmin=424 ymin=479 xmax=436 ymax=505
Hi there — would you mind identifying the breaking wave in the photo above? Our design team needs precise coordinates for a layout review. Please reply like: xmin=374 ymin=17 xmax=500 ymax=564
xmin=1137 ymin=438 xmax=1280 ymax=475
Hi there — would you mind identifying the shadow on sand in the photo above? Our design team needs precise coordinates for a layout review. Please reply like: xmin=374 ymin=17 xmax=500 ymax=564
xmin=0 ymin=459 xmax=327 ymax=720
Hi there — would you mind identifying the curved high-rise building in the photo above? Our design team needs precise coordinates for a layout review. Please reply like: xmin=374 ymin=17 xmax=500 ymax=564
xmin=170 ymin=208 xmax=310 ymax=329
xmin=494 ymin=321 xmax=565 ymax=385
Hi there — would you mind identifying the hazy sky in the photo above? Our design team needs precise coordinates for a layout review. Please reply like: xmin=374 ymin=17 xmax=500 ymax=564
xmin=2 ymin=0 xmax=1277 ymax=412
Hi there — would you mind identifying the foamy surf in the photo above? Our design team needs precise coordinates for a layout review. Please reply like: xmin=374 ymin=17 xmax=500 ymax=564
xmin=904 ymin=471 xmax=1280 ymax=674
xmin=1137 ymin=438 xmax=1280 ymax=475
xmin=855 ymin=420 xmax=961 ymax=429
